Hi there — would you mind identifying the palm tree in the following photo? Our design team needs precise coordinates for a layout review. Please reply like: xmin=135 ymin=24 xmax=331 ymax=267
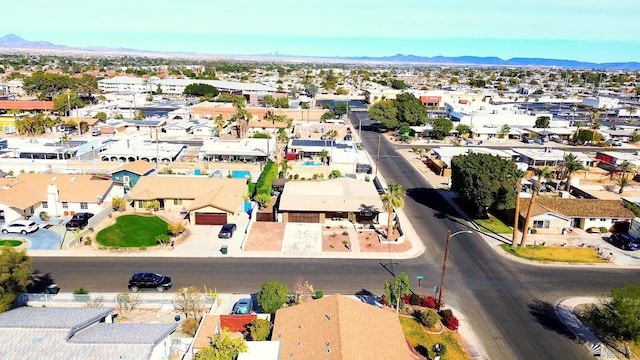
xmin=59 ymin=134 xmax=71 ymax=159
xmin=214 ymin=115 xmax=225 ymax=136
xmin=626 ymin=106 xmax=636 ymax=119
xmin=510 ymin=169 xmax=526 ymax=248
xmin=520 ymin=167 xmax=551 ymax=246
xmin=279 ymin=158 xmax=291 ymax=179
xmin=617 ymin=161 xmax=634 ymax=194
xmin=326 ymin=129 xmax=338 ymax=165
xmin=231 ymin=98 xmax=251 ymax=138
xmin=559 ymin=153 xmax=585 ymax=191
xmin=589 ymin=110 xmax=601 ymax=129
xmin=380 ymin=182 xmax=406 ymax=242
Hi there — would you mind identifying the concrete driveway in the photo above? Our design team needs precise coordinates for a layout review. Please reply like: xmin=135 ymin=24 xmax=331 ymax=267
xmin=0 ymin=226 xmax=63 ymax=250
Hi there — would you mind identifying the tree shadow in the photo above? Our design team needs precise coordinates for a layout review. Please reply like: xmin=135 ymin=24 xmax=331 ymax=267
xmin=405 ymin=187 xmax=462 ymax=221
xmin=27 ymin=269 xmax=55 ymax=293
xmin=415 ymin=344 xmax=430 ymax=357
xmin=528 ymin=299 xmax=576 ymax=340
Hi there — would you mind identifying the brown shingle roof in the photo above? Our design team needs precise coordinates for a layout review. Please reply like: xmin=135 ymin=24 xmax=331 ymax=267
xmin=520 ymin=197 xmax=634 ymax=219
xmin=272 ymin=295 xmax=411 ymax=360
xmin=128 ymin=177 xmax=246 ymax=213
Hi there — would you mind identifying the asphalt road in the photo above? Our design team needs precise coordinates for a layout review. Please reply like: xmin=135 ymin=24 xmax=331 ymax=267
xmin=30 ymin=112 xmax=640 ymax=359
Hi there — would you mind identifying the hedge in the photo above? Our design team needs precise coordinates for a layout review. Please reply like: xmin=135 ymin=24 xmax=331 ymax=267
xmin=256 ymin=160 xmax=278 ymax=196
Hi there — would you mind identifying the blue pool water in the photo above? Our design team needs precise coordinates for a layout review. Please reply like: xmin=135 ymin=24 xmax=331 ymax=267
xmin=301 ymin=161 xmax=323 ymax=167
xmin=232 ymin=170 xmax=251 ymax=179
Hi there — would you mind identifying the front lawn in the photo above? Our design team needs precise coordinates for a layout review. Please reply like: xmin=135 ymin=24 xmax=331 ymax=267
xmin=96 ymin=215 xmax=168 ymax=248
xmin=0 ymin=240 xmax=23 ymax=247
xmin=400 ymin=316 xmax=469 ymax=360
xmin=500 ymin=244 xmax=605 ymax=263
xmin=475 ymin=215 xmax=513 ymax=234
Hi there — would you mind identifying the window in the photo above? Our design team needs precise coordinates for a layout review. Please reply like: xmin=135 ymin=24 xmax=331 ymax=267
xmin=42 ymin=201 xmax=48 ymax=209
xmin=589 ymin=218 xmax=596 ymax=221
xmin=173 ymin=199 xmax=183 ymax=205
xmin=137 ymin=200 xmax=145 ymax=208
xmin=80 ymin=202 xmax=88 ymax=210
xmin=533 ymin=220 xmax=550 ymax=229
xmin=600 ymin=218 xmax=606 ymax=222
xmin=62 ymin=202 xmax=68 ymax=209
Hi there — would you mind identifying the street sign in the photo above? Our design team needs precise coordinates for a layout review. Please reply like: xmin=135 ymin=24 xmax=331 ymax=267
xmin=416 ymin=275 xmax=424 ymax=280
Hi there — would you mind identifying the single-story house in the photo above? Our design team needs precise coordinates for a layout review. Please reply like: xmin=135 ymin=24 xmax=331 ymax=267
xmin=192 ymin=122 xmax=218 ymax=137
xmin=0 ymin=173 xmax=114 ymax=223
xmin=520 ymin=197 xmax=635 ymax=234
xmin=109 ymin=160 xmax=156 ymax=188
xmin=162 ymin=120 xmax=193 ymax=136
xmin=0 ymin=307 xmax=177 ymax=360
xmin=198 ymin=138 xmax=276 ymax=162
xmin=272 ymin=295 xmax=411 ymax=360
xmin=278 ymin=177 xmax=383 ymax=223
xmin=127 ymin=176 xmax=247 ymax=225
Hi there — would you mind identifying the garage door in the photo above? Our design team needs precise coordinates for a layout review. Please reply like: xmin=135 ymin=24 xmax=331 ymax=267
xmin=195 ymin=213 xmax=227 ymax=225
xmin=287 ymin=212 xmax=320 ymax=223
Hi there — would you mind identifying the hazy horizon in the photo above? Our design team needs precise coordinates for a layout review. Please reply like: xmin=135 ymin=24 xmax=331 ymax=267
xmin=3 ymin=0 xmax=639 ymax=63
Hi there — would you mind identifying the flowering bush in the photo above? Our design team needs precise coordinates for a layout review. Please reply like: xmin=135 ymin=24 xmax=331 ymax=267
xmin=381 ymin=294 xmax=390 ymax=307
xmin=401 ymin=294 xmax=411 ymax=305
xmin=420 ymin=296 xmax=437 ymax=309
xmin=444 ymin=315 xmax=459 ymax=331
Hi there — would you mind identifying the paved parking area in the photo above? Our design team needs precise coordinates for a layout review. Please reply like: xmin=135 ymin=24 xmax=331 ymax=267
xmin=1 ymin=227 xmax=62 ymax=250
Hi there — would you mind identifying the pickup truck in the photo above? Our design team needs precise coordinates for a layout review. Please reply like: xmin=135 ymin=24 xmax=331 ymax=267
xmin=65 ymin=212 xmax=94 ymax=231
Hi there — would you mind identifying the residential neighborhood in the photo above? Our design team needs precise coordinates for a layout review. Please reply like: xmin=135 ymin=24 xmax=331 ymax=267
xmin=1 ymin=52 xmax=640 ymax=360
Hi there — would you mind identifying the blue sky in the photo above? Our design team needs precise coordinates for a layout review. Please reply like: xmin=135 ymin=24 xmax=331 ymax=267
xmin=3 ymin=0 xmax=639 ymax=63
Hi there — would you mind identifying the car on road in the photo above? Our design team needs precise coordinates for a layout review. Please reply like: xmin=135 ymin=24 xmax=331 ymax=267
xmin=1 ymin=220 xmax=39 ymax=234
xmin=128 ymin=272 xmax=172 ymax=293
xmin=231 ymin=298 xmax=254 ymax=315
xmin=218 ymin=223 xmax=237 ymax=239
xmin=607 ymin=139 xmax=622 ymax=147
xmin=609 ymin=233 xmax=640 ymax=251
xmin=65 ymin=212 xmax=94 ymax=231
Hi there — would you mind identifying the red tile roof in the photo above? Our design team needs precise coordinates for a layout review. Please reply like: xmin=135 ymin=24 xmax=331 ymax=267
xmin=0 ymin=100 xmax=54 ymax=111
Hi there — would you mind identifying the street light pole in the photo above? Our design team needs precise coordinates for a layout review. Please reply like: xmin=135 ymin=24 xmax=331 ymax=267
xmin=437 ymin=230 xmax=473 ymax=310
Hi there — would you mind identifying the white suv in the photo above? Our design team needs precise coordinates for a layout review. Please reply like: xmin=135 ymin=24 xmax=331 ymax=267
xmin=1 ymin=220 xmax=39 ymax=234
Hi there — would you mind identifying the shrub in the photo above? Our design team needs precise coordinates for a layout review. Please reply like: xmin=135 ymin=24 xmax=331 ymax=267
xmin=381 ymin=294 xmax=389 ymax=307
xmin=444 ymin=315 xmax=459 ymax=331
xmin=420 ymin=295 xmax=437 ymax=309
xmin=409 ymin=293 xmax=421 ymax=306
xmin=432 ymin=343 xmax=447 ymax=356
xmin=599 ymin=226 xmax=608 ymax=233
xmin=315 ymin=291 xmax=324 ymax=299
xmin=254 ymin=193 xmax=272 ymax=208
xmin=341 ymin=231 xmax=348 ymax=236
xmin=182 ymin=318 xmax=199 ymax=336
xmin=530 ymin=228 xmax=537 ymax=234
xmin=156 ymin=234 xmax=171 ymax=246
xmin=401 ymin=294 xmax=411 ymax=305
xmin=418 ymin=308 xmax=440 ymax=328
xmin=246 ymin=318 xmax=272 ymax=341
xmin=256 ymin=160 xmax=278 ymax=196
xmin=73 ymin=288 xmax=89 ymax=295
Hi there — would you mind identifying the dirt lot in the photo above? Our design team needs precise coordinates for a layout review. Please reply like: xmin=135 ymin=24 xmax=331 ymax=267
xmin=322 ymin=226 xmax=351 ymax=252
xmin=243 ymin=222 xmax=285 ymax=251
xmin=357 ymin=229 xmax=413 ymax=253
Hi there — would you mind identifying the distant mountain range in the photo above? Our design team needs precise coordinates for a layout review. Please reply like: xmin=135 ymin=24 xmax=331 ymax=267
xmin=1 ymin=33 xmax=639 ymax=70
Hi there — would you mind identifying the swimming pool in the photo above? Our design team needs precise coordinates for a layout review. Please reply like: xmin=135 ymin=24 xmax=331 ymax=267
xmin=301 ymin=161 xmax=323 ymax=167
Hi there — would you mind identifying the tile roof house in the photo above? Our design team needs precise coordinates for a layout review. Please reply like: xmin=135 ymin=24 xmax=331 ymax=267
xmin=0 ymin=100 xmax=54 ymax=111
xmin=272 ymin=295 xmax=411 ymax=360
xmin=278 ymin=177 xmax=383 ymax=223
xmin=0 ymin=173 xmax=114 ymax=222
xmin=0 ymin=307 xmax=177 ymax=360
xmin=520 ymin=198 xmax=634 ymax=234
xmin=128 ymin=177 xmax=247 ymax=225
xmin=109 ymin=160 xmax=156 ymax=188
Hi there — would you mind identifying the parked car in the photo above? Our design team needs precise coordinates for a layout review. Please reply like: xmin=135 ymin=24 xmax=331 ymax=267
xmin=231 ymin=298 xmax=254 ymax=315
xmin=218 ymin=223 xmax=237 ymax=239
xmin=608 ymin=139 xmax=622 ymax=147
xmin=65 ymin=212 xmax=94 ymax=231
xmin=128 ymin=272 xmax=172 ymax=293
xmin=91 ymin=129 xmax=102 ymax=136
xmin=1 ymin=220 xmax=39 ymax=234
xmin=609 ymin=233 xmax=640 ymax=251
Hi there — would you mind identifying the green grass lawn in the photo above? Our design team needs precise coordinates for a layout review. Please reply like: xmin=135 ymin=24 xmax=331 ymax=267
xmin=400 ymin=316 xmax=469 ymax=360
xmin=96 ymin=215 xmax=168 ymax=248
xmin=500 ymin=244 xmax=606 ymax=263
xmin=0 ymin=240 xmax=23 ymax=247
xmin=475 ymin=215 xmax=513 ymax=234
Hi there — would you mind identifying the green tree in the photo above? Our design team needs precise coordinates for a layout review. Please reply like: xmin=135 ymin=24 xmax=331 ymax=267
xmin=430 ymin=117 xmax=453 ymax=140
xmin=95 ymin=112 xmax=107 ymax=121
xmin=380 ymin=182 xmax=405 ymax=241
xmin=390 ymin=79 xmax=408 ymax=90
xmin=395 ymin=92 xmax=428 ymax=125
xmin=368 ymin=101 xmax=399 ymax=129
xmin=456 ymin=124 xmax=471 ymax=135
xmin=246 ymin=319 xmax=272 ymax=341
xmin=183 ymin=83 xmax=219 ymax=97
xmin=500 ymin=124 xmax=511 ymax=138
xmin=558 ymin=153 xmax=585 ymax=191
xmin=257 ymin=280 xmax=289 ymax=314
xmin=450 ymin=153 xmax=520 ymax=216
xmin=587 ymin=284 xmax=640 ymax=358
xmin=194 ymin=328 xmax=247 ymax=360
xmin=520 ymin=167 xmax=551 ymax=246
xmin=333 ymin=102 xmax=348 ymax=117
xmin=0 ymin=247 xmax=32 ymax=312
xmin=384 ymin=272 xmax=411 ymax=314
xmin=617 ymin=161 xmax=635 ymax=195
xmin=53 ymin=92 xmax=85 ymax=116
xmin=214 ymin=115 xmax=225 ymax=135
xmin=278 ymin=158 xmax=291 ymax=178
xmin=535 ymin=116 xmax=550 ymax=128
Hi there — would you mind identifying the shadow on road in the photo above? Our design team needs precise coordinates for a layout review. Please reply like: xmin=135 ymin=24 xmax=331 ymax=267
xmin=528 ymin=299 xmax=577 ymax=340
xmin=27 ymin=269 xmax=55 ymax=293
xmin=406 ymin=187 xmax=461 ymax=220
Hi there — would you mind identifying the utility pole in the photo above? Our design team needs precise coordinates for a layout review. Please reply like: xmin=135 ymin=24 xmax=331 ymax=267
xmin=377 ymin=135 xmax=381 ymax=160
xmin=437 ymin=230 xmax=472 ymax=310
